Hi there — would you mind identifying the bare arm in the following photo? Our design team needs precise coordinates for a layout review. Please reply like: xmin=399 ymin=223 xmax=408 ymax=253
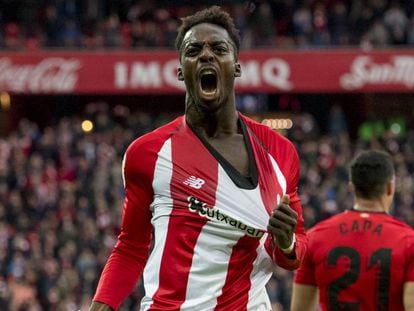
xmin=89 ymin=301 xmax=114 ymax=311
xmin=290 ymin=283 xmax=318 ymax=311
xmin=404 ymin=282 xmax=414 ymax=311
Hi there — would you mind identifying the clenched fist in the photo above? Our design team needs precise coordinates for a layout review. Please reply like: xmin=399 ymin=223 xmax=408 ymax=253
xmin=267 ymin=194 xmax=298 ymax=253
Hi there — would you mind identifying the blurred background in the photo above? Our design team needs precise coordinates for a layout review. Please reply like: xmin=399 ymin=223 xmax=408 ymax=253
xmin=0 ymin=0 xmax=413 ymax=310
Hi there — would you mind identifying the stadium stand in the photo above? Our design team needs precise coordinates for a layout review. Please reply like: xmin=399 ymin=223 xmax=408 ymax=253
xmin=0 ymin=0 xmax=414 ymax=50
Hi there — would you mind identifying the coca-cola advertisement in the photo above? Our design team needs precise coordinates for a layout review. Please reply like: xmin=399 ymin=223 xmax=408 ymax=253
xmin=0 ymin=57 xmax=81 ymax=93
xmin=1 ymin=49 xmax=414 ymax=94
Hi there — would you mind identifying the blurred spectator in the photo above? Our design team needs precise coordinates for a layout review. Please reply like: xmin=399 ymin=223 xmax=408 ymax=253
xmin=246 ymin=1 xmax=276 ymax=47
xmin=312 ymin=2 xmax=330 ymax=46
xmin=4 ymin=23 xmax=21 ymax=50
xmin=367 ymin=17 xmax=391 ymax=47
xmin=292 ymin=3 xmax=313 ymax=47
xmin=328 ymin=104 xmax=348 ymax=136
xmin=383 ymin=1 xmax=409 ymax=44
xmin=104 ymin=13 xmax=123 ymax=47
xmin=328 ymin=1 xmax=350 ymax=45
xmin=61 ymin=19 xmax=82 ymax=48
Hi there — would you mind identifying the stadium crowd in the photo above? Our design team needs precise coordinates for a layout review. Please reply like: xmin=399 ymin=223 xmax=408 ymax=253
xmin=0 ymin=102 xmax=412 ymax=310
xmin=1 ymin=0 xmax=414 ymax=50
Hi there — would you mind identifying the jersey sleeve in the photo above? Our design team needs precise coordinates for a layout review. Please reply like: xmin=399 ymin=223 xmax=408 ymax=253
xmin=265 ymin=132 xmax=307 ymax=270
xmin=93 ymin=137 xmax=158 ymax=310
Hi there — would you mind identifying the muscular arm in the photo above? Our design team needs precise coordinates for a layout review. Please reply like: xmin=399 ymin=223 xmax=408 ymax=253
xmin=404 ymin=282 xmax=414 ymax=311
xmin=290 ymin=284 xmax=318 ymax=311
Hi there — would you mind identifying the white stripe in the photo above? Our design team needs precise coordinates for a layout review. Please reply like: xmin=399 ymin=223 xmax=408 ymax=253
xmin=269 ymin=154 xmax=287 ymax=201
xmin=181 ymin=221 xmax=245 ymax=310
xmin=121 ymin=152 xmax=127 ymax=188
xmin=247 ymin=235 xmax=274 ymax=310
xmin=215 ymin=166 xmax=270 ymax=231
xmin=140 ymin=139 xmax=173 ymax=310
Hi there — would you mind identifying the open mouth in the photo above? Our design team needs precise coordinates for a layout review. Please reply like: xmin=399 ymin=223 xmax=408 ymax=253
xmin=200 ymin=69 xmax=217 ymax=94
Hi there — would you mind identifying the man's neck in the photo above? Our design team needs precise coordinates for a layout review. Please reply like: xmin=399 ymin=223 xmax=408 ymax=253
xmin=353 ymin=198 xmax=389 ymax=213
xmin=186 ymin=106 xmax=239 ymax=138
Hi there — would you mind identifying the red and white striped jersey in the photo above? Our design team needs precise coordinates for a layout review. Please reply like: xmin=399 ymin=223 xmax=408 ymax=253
xmin=93 ymin=114 xmax=307 ymax=310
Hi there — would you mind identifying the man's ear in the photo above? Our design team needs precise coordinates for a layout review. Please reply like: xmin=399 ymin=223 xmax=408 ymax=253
xmin=386 ymin=178 xmax=395 ymax=196
xmin=178 ymin=68 xmax=184 ymax=81
xmin=234 ymin=63 xmax=241 ymax=77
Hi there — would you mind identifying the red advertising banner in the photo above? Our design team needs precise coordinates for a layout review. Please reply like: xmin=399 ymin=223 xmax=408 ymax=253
xmin=0 ymin=49 xmax=414 ymax=94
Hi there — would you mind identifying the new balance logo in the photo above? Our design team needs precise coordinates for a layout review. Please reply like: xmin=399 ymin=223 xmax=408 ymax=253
xmin=183 ymin=176 xmax=205 ymax=189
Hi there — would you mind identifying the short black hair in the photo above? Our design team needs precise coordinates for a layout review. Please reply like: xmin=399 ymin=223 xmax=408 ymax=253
xmin=175 ymin=6 xmax=240 ymax=55
xmin=349 ymin=150 xmax=395 ymax=200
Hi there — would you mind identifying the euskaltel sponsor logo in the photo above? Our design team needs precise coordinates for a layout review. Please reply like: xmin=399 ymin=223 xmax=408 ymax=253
xmin=0 ymin=57 xmax=81 ymax=93
xmin=340 ymin=55 xmax=414 ymax=90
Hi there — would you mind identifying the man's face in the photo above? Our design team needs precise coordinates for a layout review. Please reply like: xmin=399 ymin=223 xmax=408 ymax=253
xmin=178 ymin=23 xmax=241 ymax=111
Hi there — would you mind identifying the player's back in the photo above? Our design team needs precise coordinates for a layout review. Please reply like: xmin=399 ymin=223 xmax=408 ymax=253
xmin=296 ymin=209 xmax=414 ymax=311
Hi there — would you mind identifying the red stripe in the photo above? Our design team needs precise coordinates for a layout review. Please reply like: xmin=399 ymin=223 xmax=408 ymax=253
xmin=249 ymin=129 xmax=281 ymax=214
xmin=149 ymin=121 xmax=219 ymax=310
xmin=214 ymin=236 xmax=260 ymax=310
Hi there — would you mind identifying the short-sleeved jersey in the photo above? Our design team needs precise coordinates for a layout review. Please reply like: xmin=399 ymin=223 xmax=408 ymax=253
xmin=93 ymin=114 xmax=307 ymax=310
xmin=294 ymin=209 xmax=414 ymax=311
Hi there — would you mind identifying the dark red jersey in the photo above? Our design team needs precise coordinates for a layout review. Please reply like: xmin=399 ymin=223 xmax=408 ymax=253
xmin=295 ymin=209 xmax=414 ymax=311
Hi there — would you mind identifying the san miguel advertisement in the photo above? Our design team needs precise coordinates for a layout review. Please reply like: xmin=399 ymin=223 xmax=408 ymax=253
xmin=0 ymin=49 xmax=414 ymax=94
